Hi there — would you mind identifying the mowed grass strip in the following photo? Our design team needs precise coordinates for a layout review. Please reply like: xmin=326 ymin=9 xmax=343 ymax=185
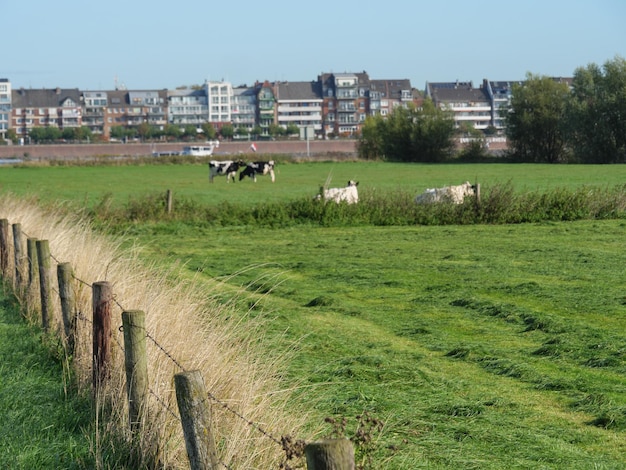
xmin=133 ymin=220 xmax=626 ymax=468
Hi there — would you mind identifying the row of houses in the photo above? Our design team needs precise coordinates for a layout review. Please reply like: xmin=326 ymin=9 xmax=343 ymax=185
xmin=0 ymin=74 xmax=571 ymax=142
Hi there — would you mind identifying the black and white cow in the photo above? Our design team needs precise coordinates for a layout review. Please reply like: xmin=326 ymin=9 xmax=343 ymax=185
xmin=239 ymin=160 xmax=276 ymax=182
xmin=209 ymin=160 xmax=245 ymax=183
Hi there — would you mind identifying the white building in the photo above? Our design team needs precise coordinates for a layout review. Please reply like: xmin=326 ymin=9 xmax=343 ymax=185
xmin=0 ymin=79 xmax=11 ymax=140
xmin=275 ymin=81 xmax=323 ymax=134
xmin=205 ymin=80 xmax=233 ymax=125
xmin=167 ymin=88 xmax=208 ymax=127
xmin=425 ymin=81 xmax=492 ymax=131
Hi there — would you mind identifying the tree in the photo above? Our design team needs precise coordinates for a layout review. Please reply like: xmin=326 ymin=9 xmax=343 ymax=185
xmin=358 ymin=114 xmax=384 ymax=160
xmin=44 ymin=126 xmax=62 ymax=142
xmin=164 ymin=124 xmax=183 ymax=141
xmin=505 ymin=73 xmax=570 ymax=163
xmin=202 ymin=122 xmax=217 ymax=140
xmin=61 ymin=127 xmax=76 ymax=141
xmin=268 ymin=123 xmax=285 ymax=139
xmin=137 ymin=122 xmax=152 ymax=141
xmin=251 ymin=126 xmax=263 ymax=138
xmin=182 ymin=125 xmax=197 ymax=141
xmin=110 ymin=126 xmax=126 ymax=141
xmin=235 ymin=126 xmax=250 ymax=139
xmin=409 ymin=99 xmax=456 ymax=162
xmin=6 ymin=129 xmax=18 ymax=144
xmin=220 ymin=123 xmax=234 ymax=140
xmin=357 ymin=100 xmax=455 ymax=162
xmin=566 ymin=55 xmax=626 ymax=163
xmin=286 ymin=123 xmax=300 ymax=136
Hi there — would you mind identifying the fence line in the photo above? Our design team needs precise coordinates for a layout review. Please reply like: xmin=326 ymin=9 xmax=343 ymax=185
xmin=0 ymin=216 xmax=355 ymax=469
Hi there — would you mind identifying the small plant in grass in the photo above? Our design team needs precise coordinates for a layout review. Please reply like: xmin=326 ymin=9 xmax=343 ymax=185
xmin=323 ymin=412 xmax=391 ymax=470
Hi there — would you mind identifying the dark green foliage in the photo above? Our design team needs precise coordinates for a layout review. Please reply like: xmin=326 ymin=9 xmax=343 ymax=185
xmin=505 ymin=74 xmax=571 ymax=163
xmin=358 ymin=100 xmax=456 ymax=162
xmin=566 ymin=56 xmax=626 ymax=163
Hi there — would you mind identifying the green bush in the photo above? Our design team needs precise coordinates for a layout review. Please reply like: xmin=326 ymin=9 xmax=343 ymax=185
xmin=92 ymin=183 xmax=626 ymax=230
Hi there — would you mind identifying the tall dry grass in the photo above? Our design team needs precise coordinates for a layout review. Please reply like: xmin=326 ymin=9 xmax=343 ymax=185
xmin=0 ymin=193 xmax=308 ymax=469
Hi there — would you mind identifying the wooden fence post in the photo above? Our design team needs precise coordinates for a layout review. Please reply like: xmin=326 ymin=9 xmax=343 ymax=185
xmin=174 ymin=370 xmax=219 ymax=470
xmin=305 ymin=439 xmax=355 ymax=470
xmin=0 ymin=218 xmax=9 ymax=278
xmin=12 ymin=223 xmax=23 ymax=291
xmin=122 ymin=310 xmax=148 ymax=433
xmin=36 ymin=239 xmax=52 ymax=331
xmin=27 ymin=238 xmax=38 ymax=288
xmin=92 ymin=281 xmax=113 ymax=391
xmin=57 ymin=262 xmax=76 ymax=355
xmin=166 ymin=189 xmax=173 ymax=214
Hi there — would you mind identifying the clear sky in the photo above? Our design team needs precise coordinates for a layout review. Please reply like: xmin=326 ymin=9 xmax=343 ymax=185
xmin=2 ymin=0 xmax=625 ymax=92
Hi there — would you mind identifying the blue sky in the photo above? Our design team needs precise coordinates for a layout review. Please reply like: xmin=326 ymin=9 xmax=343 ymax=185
xmin=2 ymin=0 xmax=624 ymax=91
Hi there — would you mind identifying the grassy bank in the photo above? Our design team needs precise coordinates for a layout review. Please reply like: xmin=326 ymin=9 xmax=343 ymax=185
xmin=0 ymin=195 xmax=307 ymax=469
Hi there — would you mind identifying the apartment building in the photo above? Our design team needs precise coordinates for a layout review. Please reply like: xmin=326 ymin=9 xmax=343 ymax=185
xmin=319 ymin=72 xmax=369 ymax=137
xmin=425 ymin=81 xmax=492 ymax=131
xmin=205 ymin=80 xmax=233 ymax=129
xmin=0 ymin=79 xmax=10 ymax=140
xmin=275 ymin=81 xmax=323 ymax=134
xmin=231 ymin=86 xmax=257 ymax=133
xmin=104 ymin=89 xmax=167 ymax=138
xmin=368 ymin=78 xmax=416 ymax=117
xmin=82 ymin=91 xmax=108 ymax=136
xmin=255 ymin=81 xmax=276 ymax=137
xmin=167 ymin=87 xmax=208 ymax=128
xmin=11 ymin=87 xmax=82 ymax=141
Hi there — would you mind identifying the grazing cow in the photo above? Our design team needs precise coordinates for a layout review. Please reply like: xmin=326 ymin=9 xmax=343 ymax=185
xmin=415 ymin=181 xmax=476 ymax=204
xmin=239 ymin=160 xmax=276 ymax=182
xmin=318 ymin=180 xmax=359 ymax=204
xmin=209 ymin=160 xmax=245 ymax=183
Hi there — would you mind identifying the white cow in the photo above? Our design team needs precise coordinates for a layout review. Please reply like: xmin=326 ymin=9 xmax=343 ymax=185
xmin=415 ymin=181 xmax=476 ymax=204
xmin=319 ymin=180 xmax=359 ymax=204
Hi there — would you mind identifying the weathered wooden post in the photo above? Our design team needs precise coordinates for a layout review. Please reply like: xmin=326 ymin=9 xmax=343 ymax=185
xmin=474 ymin=183 xmax=481 ymax=206
xmin=57 ymin=262 xmax=76 ymax=355
xmin=0 ymin=218 xmax=9 ymax=278
xmin=305 ymin=439 xmax=355 ymax=470
xmin=92 ymin=281 xmax=113 ymax=391
xmin=174 ymin=370 xmax=219 ymax=470
xmin=166 ymin=189 xmax=173 ymax=214
xmin=12 ymin=223 xmax=23 ymax=290
xmin=36 ymin=239 xmax=52 ymax=331
xmin=122 ymin=310 xmax=148 ymax=433
xmin=27 ymin=238 xmax=39 ymax=288
xmin=26 ymin=238 xmax=39 ymax=315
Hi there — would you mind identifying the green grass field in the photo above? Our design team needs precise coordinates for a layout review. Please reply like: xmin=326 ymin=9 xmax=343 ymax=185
xmin=1 ymin=160 xmax=626 ymax=209
xmin=2 ymin=161 xmax=626 ymax=468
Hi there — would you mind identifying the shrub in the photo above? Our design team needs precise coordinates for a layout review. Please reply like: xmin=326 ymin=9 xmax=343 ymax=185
xmin=94 ymin=183 xmax=626 ymax=230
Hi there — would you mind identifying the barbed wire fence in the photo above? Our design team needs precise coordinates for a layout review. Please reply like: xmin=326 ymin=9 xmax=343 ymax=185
xmin=0 ymin=218 xmax=355 ymax=470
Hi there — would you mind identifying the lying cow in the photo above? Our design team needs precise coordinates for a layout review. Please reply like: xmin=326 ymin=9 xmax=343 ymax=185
xmin=209 ymin=160 xmax=245 ymax=183
xmin=239 ymin=160 xmax=276 ymax=182
xmin=415 ymin=181 xmax=476 ymax=204
xmin=318 ymin=180 xmax=359 ymax=204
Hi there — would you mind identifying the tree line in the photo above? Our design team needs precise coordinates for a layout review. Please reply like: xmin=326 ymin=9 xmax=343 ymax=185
xmin=358 ymin=56 xmax=626 ymax=163
xmin=2 ymin=118 xmax=302 ymax=145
